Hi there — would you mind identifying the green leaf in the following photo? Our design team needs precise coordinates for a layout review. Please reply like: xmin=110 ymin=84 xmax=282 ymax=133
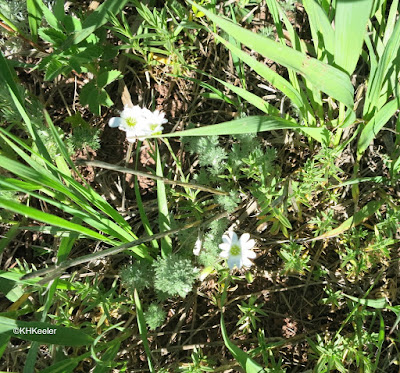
xmin=27 ymin=0 xmax=42 ymax=43
xmin=303 ymin=0 xmax=335 ymax=62
xmin=61 ymin=0 xmax=130 ymax=49
xmin=134 ymin=289 xmax=154 ymax=372
xmin=220 ymin=314 xmax=264 ymax=372
xmin=364 ymin=18 xmax=400 ymax=117
xmin=39 ymin=359 xmax=79 ymax=373
xmin=342 ymin=293 xmax=387 ymax=309
xmin=0 ymin=196 xmax=111 ymax=242
xmin=0 ymin=316 xmax=93 ymax=346
xmin=44 ymin=57 xmax=67 ymax=81
xmin=314 ymin=200 xmax=383 ymax=240
xmin=156 ymin=143 xmax=172 ymax=257
xmin=34 ymin=0 xmax=61 ymax=31
xmin=334 ymin=0 xmax=373 ymax=75
xmin=152 ymin=115 xmax=330 ymax=144
xmin=93 ymin=341 xmax=121 ymax=373
xmin=189 ymin=0 xmax=354 ymax=108
xmin=97 ymin=70 xmax=122 ymax=88
xmin=38 ymin=27 xmax=66 ymax=45
xmin=213 ymin=34 xmax=304 ymax=111
xmin=357 ymin=97 xmax=400 ymax=158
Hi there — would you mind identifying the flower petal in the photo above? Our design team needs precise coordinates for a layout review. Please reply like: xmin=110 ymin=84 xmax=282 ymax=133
xmin=109 ymin=117 xmax=125 ymax=128
xmin=239 ymin=233 xmax=250 ymax=244
xmin=219 ymin=251 xmax=229 ymax=258
xmin=219 ymin=243 xmax=231 ymax=252
xmin=227 ymin=255 xmax=242 ymax=270
xmin=242 ymin=240 xmax=256 ymax=251
xmin=230 ymin=231 xmax=239 ymax=245
xmin=242 ymin=257 xmax=253 ymax=267
xmin=245 ymin=250 xmax=257 ymax=259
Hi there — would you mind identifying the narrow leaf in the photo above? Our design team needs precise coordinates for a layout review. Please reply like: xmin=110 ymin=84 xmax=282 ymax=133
xmin=334 ymin=0 xmax=373 ymax=75
xmin=0 ymin=316 xmax=93 ymax=346
xmin=189 ymin=0 xmax=354 ymax=107
xmin=151 ymin=115 xmax=330 ymax=144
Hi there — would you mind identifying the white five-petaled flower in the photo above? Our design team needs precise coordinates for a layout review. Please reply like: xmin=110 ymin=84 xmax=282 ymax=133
xmin=219 ymin=231 xmax=256 ymax=270
xmin=109 ymin=105 xmax=168 ymax=142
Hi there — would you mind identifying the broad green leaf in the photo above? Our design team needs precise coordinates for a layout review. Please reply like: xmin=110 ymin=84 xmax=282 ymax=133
xmin=97 ymin=70 xmax=122 ymax=88
xmin=61 ymin=0 xmax=130 ymax=49
xmin=220 ymin=314 xmax=264 ymax=372
xmin=303 ymin=0 xmax=335 ymax=61
xmin=189 ymin=0 xmax=354 ymax=108
xmin=38 ymin=27 xmax=66 ymax=45
xmin=334 ymin=0 xmax=373 ymax=75
xmin=44 ymin=57 xmax=66 ymax=81
xmin=152 ymin=115 xmax=330 ymax=144
xmin=0 ymin=316 xmax=93 ymax=346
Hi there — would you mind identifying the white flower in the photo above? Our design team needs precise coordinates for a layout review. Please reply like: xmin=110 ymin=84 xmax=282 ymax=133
xmin=219 ymin=231 xmax=256 ymax=270
xmin=142 ymin=109 xmax=168 ymax=134
xmin=193 ymin=237 xmax=202 ymax=256
xmin=108 ymin=105 xmax=167 ymax=142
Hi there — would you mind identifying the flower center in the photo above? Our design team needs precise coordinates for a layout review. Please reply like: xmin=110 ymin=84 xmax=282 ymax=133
xmin=230 ymin=244 xmax=241 ymax=256
xmin=126 ymin=117 xmax=137 ymax=128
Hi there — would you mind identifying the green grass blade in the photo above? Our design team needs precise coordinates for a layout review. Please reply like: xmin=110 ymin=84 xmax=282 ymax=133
xmin=134 ymin=143 xmax=159 ymax=252
xmin=214 ymin=77 xmax=281 ymax=116
xmin=220 ymin=314 xmax=264 ymax=372
xmin=0 ymin=316 xmax=94 ymax=346
xmin=133 ymin=289 xmax=154 ymax=372
xmin=303 ymin=0 xmax=335 ymax=62
xmin=0 ymin=53 xmax=50 ymax=162
xmin=156 ymin=143 xmax=172 ymax=257
xmin=26 ymin=0 xmax=42 ymax=42
xmin=383 ymin=0 xmax=399 ymax=46
xmin=0 ymin=196 xmax=112 ymax=242
xmin=357 ymin=97 xmax=400 ymax=159
xmin=313 ymin=200 xmax=383 ymax=240
xmin=342 ymin=293 xmax=387 ymax=309
xmin=152 ymin=115 xmax=330 ymax=144
xmin=364 ymin=18 xmax=400 ymax=117
xmin=0 ymin=130 xmax=136 ymax=241
xmin=213 ymin=34 xmax=304 ymax=111
xmin=189 ymin=0 xmax=354 ymax=108
xmin=334 ymin=0 xmax=373 ymax=75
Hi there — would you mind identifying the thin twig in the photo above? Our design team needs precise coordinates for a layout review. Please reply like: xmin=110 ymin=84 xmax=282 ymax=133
xmin=76 ymin=159 xmax=228 ymax=195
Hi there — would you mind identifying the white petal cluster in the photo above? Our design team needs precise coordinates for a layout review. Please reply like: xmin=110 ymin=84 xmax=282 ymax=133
xmin=109 ymin=105 xmax=167 ymax=142
xmin=219 ymin=231 xmax=256 ymax=270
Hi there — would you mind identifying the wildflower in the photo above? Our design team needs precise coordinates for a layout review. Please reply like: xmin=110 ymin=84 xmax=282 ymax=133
xmin=193 ymin=236 xmax=202 ymax=256
xmin=219 ymin=231 xmax=256 ymax=270
xmin=109 ymin=105 xmax=167 ymax=142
